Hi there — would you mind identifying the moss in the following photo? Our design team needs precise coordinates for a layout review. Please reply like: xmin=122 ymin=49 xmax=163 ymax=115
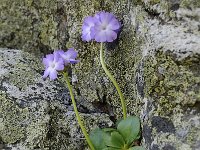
xmin=2 ymin=0 xmax=144 ymax=120
xmin=0 ymin=92 xmax=49 ymax=149
xmin=7 ymin=52 xmax=42 ymax=90
xmin=143 ymin=51 xmax=200 ymax=116
xmin=149 ymin=0 xmax=160 ymax=5
xmin=42 ymin=108 xmax=113 ymax=150
xmin=87 ymin=40 xmax=200 ymax=149
xmin=1 ymin=0 xmax=200 ymax=149
xmin=180 ymin=0 xmax=200 ymax=8
xmin=0 ymin=0 xmax=143 ymax=56
xmin=0 ymin=45 xmax=115 ymax=149
xmin=0 ymin=50 xmax=51 ymax=149
xmin=39 ymin=18 xmax=58 ymax=50
xmin=74 ymin=20 xmax=142 ymax=119
xmin=0 ymin=93 xmax=28 ymax=143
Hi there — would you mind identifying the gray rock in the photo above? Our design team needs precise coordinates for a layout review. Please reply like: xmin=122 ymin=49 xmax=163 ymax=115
xmin=0 ymin=0 xmax=200 ymax=150
xmin=0 ymin=48 xmax=113 ymax=150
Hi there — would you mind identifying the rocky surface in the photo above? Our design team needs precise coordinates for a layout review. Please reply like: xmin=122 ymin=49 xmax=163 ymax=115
xmin=0 ymin=49 xmax=113 ymax=150
xmin=0 ymin=0 xmax=200 ymax=150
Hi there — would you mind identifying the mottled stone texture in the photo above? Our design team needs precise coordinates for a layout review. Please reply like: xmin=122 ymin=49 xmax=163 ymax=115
xmin=0 ymin=0 xmax=200 ymax=150
xmin=0 ymin=49 xmax=113 ymax=150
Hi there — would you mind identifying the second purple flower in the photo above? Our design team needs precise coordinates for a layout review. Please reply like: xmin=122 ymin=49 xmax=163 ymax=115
xmin=42 ymin=48 xmax=79 ymax=80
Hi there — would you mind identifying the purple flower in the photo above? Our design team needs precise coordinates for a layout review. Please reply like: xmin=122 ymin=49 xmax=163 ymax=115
xmin=81 ymin=16 xmax=96 ymax=42
xmin=42 ymin=48 xmax=79 ymax=80
xmin=43 ymin=51 xmax=64 ymax=80
xmin=93 ymin=12 xmax=121 ymax=42
xmin=58 ymin=48 xmax=80 ymax=65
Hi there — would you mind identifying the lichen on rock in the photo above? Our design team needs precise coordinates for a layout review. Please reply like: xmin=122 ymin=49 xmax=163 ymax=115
xmin=0 ymin=48 xmax=113 ymax=149
xmin=0 ymin=0 xmax=200 ymax=149
xmin=141 ymin=50 xmax=200 ymax=149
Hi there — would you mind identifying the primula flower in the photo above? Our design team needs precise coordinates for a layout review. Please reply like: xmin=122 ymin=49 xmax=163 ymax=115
xmin=43 ymin=51 xmax=64 ymax=80
xmin=58 ymin=48 xmax=80 ymax=65
xmin=81 ymin=16 xmax=96 ymax=42
xmin=93 ymin=12 xmax=121 ymax=42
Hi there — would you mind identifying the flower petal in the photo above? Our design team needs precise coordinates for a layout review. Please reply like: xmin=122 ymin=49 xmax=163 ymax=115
xmin=55 ymin=59 xmax=64 ymax=70
xmin=108 ymin=17 xmax=121 ymax=30
xmin=92 ymin=11 xmax=121 ymax=42
xmin=53 ymin=51 xmax=62 ymax=62
xmin=43 ymin=67 xmax=50 ymax=79
xmin=43 ymin=54 xmax=54 ymax=67
xmin=66 ymin=48 xmax=78 ymax=59
xmin=43 ymin=58 xmax=50 ymax=67
xmin=57 ymin=50 xmax=65 ymax=56
xmin=106 ymin=30 xmax=117 ymax=42
xmin=69 ymin=59 xmax=80 ymax=64
xmin=94 ymin=30 xmax=107 ymax=42
xmin=46 ymin=54 xmax=54 ymax=60
xmin=81 ymin=33 xmax=91 ymax=42
xmin=49 ymin=69 xmax=58 ymax=80
xmin=81 ymin=16 xmax=96 ymax=42
xmin=84 ymin=16 xmax=95 ymax=26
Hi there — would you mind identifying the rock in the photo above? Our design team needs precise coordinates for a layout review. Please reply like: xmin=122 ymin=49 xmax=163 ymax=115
xmin=0 ymin=48 xmax=113 ymax=150
xmin=0 ymin=0 xmax=200 ymax=149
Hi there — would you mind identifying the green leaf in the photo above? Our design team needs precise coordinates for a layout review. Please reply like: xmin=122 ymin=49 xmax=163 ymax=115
xmin=89 ymin=128 xmax=111 ymax=150
xmin=107 ymin=147 xmax=121 ymax=150
xmin=135 ymin=132 xmax=141 ymax=140
xmin=106 ymin=131 xmax=125 ymax=148
xmin=103 ymin=128 xmax=116 ymax=133
xmin=102 ymin=148 xmax=110 ymax=150
xmin=129 ymin=146 xmax=146 ymax=150
xmin=117 ymin=116 xmax=140 ymax=145
xmin=115 ymin=118 xmax=123 ymax=127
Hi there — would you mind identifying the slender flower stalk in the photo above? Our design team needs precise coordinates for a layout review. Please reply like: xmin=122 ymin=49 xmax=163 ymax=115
xmin=63 ymin=72 xmax=95 ymax=150
xmin=100 ymin=42 xmax=127 ymax=119
xmin=81 ymin=12 xmax=127 ymax=119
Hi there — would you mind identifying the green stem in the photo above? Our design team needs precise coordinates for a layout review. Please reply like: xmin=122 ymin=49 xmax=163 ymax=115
xmin=64 ymin=72 xmax=95 ymax=150
xmin=100 ymin=42 xmax=127 ymax=119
